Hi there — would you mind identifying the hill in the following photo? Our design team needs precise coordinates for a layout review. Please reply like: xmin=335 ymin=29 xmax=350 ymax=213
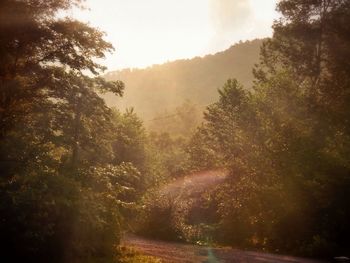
xmin=104 ymin=39 xmax=263 ymax=122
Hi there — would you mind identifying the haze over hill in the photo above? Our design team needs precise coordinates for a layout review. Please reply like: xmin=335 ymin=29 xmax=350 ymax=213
xmin=104 ymin=39 xmax=263 ymax=121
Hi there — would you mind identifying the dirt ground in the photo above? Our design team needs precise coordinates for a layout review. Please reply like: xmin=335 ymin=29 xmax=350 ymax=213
xmin=123 ymin=235 xmax=326 ymax=263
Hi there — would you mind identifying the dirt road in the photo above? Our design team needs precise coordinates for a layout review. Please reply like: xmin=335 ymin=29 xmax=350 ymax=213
xmin=123 ymin=235 xmax=326 ymax=263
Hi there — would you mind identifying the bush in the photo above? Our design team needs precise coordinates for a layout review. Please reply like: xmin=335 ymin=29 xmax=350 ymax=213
xmin=0 ymin=165 xmax=133 ymax=262
xmin=137 ymin=193 xmax=181 ymax=241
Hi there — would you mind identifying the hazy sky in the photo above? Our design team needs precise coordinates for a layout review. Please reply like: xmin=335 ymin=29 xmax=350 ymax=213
xmin=70 ymin=0 xmax=278 ymax=71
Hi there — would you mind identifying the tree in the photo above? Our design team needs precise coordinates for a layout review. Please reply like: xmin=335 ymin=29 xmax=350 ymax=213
xmin=256 ymin=0 xmax=350 ymax=125
xmin=188 ymin=0 xmax=350 ymax=256
xmin=255 ymin=1 xmax=350 ymax=254
xmin=112 ymin=108 xmax=147 ymax=171
xmin=0 ymin=0 xmax=123 ymax=139
xmin=0 ymin=1 xmax=138 ymax=261
xmin=0 ymin=0 xmax=125 ymax=178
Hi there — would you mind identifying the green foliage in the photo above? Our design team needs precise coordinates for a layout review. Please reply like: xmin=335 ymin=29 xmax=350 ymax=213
xmin=147 ymin=100 xmax=203 ymax=138
xmin=0 ymin=0 xmax=147 ymax=262
xmin=183 ymin=0 xmax=350 ymax=257
xmin=112 ymin=109 xmax=147 ymax=173
xmin=104 ymin=39 xmax=263 ymax=120
xmin=136 ymin=171 xmax=224 ymax=244
xmin=111 ymin=108 xmax=176 ymax=192
xmin=148 ymin=132 xmax=190 ymax=178
xmin=2 ymin=0 xmax=350 ymax=260
xmin=137 ymin=193 xmax=182 ymax=241
xmin=0 ymin=169 xmax=118 ymax=262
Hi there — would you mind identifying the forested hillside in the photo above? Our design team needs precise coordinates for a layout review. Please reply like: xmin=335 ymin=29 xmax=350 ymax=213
xmin=104 ymin=39 xmax=262 ymax=120
xmin=0 ymin=1 xmax=154 ymax=262
xmin=136 ymin=0 xmax=350 ymax=258
xmin=1 ymin=0 xmax=350 ymax=262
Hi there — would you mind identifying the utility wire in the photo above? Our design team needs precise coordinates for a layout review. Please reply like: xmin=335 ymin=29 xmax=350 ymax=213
xmin=145 ymin=103 xmax=210 ymax=122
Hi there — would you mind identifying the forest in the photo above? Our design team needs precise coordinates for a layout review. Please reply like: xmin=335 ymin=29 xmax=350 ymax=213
xmin=0 ymin=0 xmax=349 ymax=262
xmin=104 ymin=39 xmax=262 ymax=121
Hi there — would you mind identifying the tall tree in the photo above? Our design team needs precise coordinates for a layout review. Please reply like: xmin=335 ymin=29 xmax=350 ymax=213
xmin=186 ymin=0 xmax=350 ymax=256
xmin=0 ymin=0 xmax=123 ymax=139
xmin=0 ymin=1 xmax=138 ymax=262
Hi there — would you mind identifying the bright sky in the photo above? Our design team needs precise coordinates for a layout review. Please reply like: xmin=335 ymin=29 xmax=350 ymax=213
xmin=70 ymin=0 xmax=279 ymax=71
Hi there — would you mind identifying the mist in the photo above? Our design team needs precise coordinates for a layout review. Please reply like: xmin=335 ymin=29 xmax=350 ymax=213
xmin=210 ymin=0 xmax=253 ymax=33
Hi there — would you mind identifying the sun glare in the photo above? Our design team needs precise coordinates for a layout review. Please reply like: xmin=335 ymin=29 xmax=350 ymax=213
xmin=71 ymin=0 xmax=278 ymax=70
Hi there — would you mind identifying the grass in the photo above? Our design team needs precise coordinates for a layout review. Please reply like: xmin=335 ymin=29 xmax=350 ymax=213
xmin=71 ymin=246 xmax=161 ymax=263
xmin=116 ymin=246 xmax=162 ymax=263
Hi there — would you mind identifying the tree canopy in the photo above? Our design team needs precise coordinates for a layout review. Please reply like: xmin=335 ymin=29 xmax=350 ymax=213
xmin=1 ymin=0 xmax=350 ymax=261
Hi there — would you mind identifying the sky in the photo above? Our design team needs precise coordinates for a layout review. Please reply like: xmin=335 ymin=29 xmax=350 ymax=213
xmin=70 ymin=0 xmax=279 ymax=71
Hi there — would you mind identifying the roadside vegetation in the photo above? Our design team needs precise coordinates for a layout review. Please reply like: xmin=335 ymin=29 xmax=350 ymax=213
xmin=0 ymin=0 xmax=349 ymax=262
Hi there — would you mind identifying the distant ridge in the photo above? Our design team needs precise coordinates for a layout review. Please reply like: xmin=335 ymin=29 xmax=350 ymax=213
xmin=104 ymin=39 xmax=264 ymax=119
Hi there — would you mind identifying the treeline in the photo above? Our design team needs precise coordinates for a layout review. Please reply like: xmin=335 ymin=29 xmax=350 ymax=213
xmin=0 ymin=1 xmax=163 ymax=262
xmin=138 ymin=0 xmax=350 ymax=258
xmin=0 ymin=1 xmax=192 ymax=261
xmin=105 ymin=39 xmax=262 ymax=120
xmin=2 ymin=0 xmax=350 ymax=261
